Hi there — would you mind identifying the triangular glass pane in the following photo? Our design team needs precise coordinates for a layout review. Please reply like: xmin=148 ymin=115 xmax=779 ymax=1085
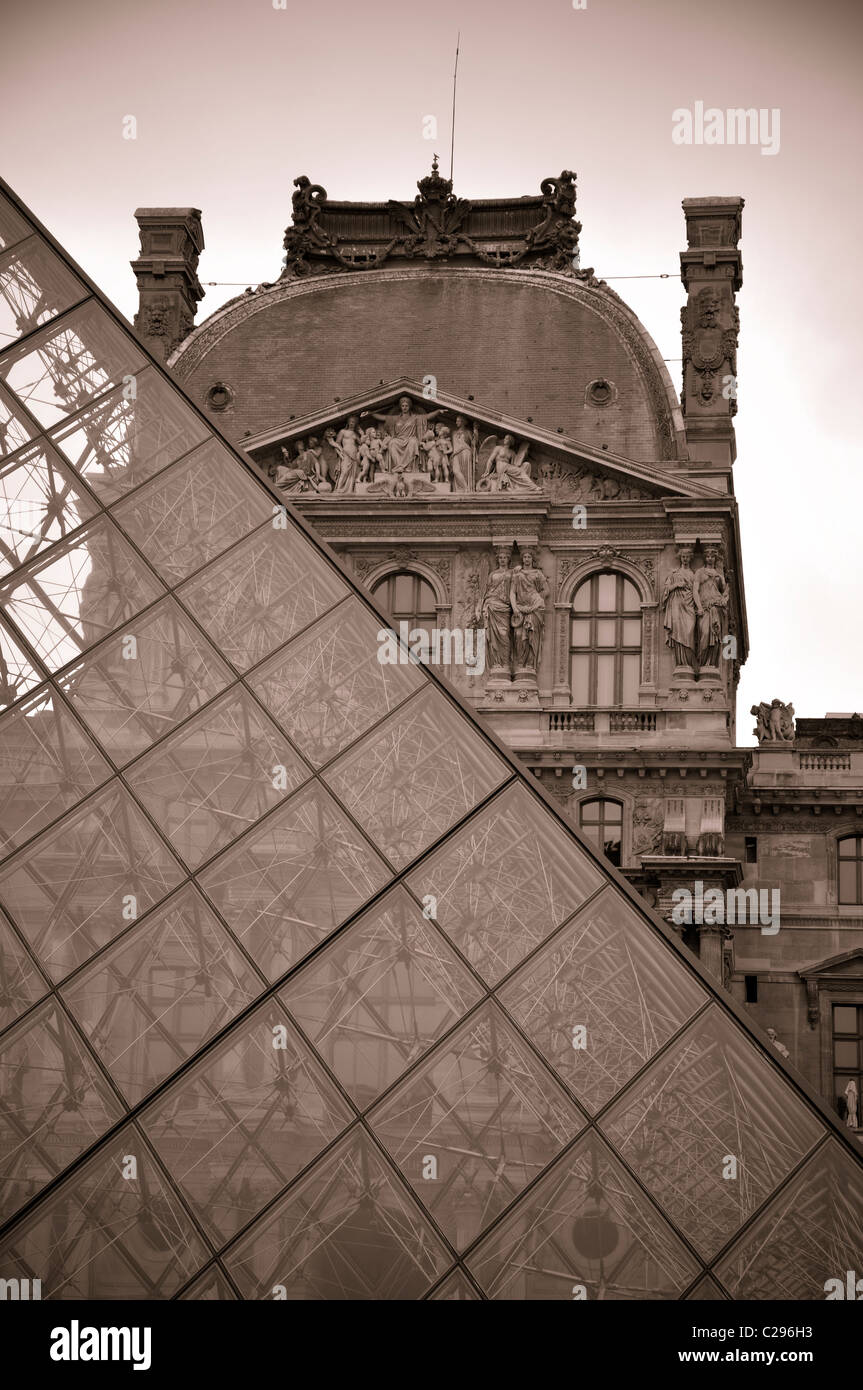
xmin=0 ymin=907 xmax=48 ymax=1032
xmin=223 ymin=1127 xmax=451 ymax=1299
xmin=0 ymin=236 xmax=88 ymax=349
xmin=498 ymin=886 xmax=706 ymax=1113
xmin=141 ymin=999 xmax=352 ymax=1244
xmin=714 ymin=1141 xmax=863 ymax=1299
xmin=601 ymin=1007 xmax=823 ymax=1258
xmin=406 ymin=783 xmax=604 ymax=984
xmin=369 ymin=1000 xmax=584 ymax=1250
xmin=280 ymin=887 xmax=482 ymax=1106
xmin=466 ymin=1131 xmax=699 ymax=1300
xmin=0 ymin=1124 xmax=208 ymax=1298
xmin=0 ymin=443 xmax=99 ymax=576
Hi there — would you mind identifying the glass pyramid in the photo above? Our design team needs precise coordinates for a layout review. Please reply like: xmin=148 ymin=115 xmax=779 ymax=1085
xmin=0 ymin=179 xmax=861 ymax=1301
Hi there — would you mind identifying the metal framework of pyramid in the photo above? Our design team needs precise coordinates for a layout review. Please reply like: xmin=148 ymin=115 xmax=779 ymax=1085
xmin=0 ymin=176 xmax=861 ymax=1301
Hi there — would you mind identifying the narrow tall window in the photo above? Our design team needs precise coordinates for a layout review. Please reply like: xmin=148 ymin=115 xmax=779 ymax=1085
xmin=838 ymin=835 xmax=863 ymax=905
xmin=570 ymin=572 xmax=641 ymax=706
xmin=579 ymin=797 xmax=623 ymax=867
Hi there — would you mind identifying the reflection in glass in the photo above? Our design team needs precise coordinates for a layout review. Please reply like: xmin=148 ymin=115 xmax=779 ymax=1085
xmin=0 ymin=444 xmax=99 ymax=576
xmin=406 ymin=784 xmax=603 ymax=984
xmin=370 ymin=1001 xmax=582 ymax=1249
xmin=467 ymin=1132 xmax=699 ymax=1300
xmin=224 ymin=1127 xmax=450 ymax=1300
xmin=601 ymin=1007 xmax=822 ymax=1257
xmin=62 ymin=885 xmax=262 ymax=1103
xmin=58 ymin=597 xmax=232 ymax=764
xmin=0 ymin=782 xmax=183 ymax=980
xmin=0 ymin=518 xmax=164 ymax=671
xmin=249 ymin=595 xmax=423 ymax=767
xmin=0 ymin=1000 xmax=122 ymax=1221
xmin=323 ymin=688 xmax=507 ymax=869
xmin=0 ymin=908 xmax=47 ymax=1032
xmin=126 ymin=686 xmax=308 ymax=870
xmin=281 ymin=888 xmax=482 ymax=1107
xmin=199 ymin=780 xmax=390 ymax=980
xmin=142 ymin=1001 xmax=351 ymax=1243
xmin=0 ymin=237 xmax=87 ymax=348
xmin=499 ymin=888 xmax=706 ymax=1113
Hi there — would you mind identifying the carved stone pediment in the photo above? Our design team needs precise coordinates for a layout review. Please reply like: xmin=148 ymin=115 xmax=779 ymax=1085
xmin=245 ymin=381 xmax=708 ymax=503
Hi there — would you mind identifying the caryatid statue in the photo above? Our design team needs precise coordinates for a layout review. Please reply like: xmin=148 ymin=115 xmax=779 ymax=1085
xmin=362 ymin=396 xmax=446 ymax=475
xmin=479 ymin=546 xmax=514 ymax=674
xmin=510 ymin=549 xmax=549 ymax=674
xmin=662 ymin=546 xmax=699 ymax=673
xmin=694 ymin=546 xmax=729 ymax=669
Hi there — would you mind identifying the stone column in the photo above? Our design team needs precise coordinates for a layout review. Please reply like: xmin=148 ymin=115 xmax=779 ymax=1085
xmin=131 ymin=208 xmax=205 ymax=361
xmin=680 ymin=197 xmax=743 ymax=469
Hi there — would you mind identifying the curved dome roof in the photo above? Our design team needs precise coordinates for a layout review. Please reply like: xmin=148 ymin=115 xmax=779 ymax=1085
xmin=171 ymin=266 xmax=686 ymax=463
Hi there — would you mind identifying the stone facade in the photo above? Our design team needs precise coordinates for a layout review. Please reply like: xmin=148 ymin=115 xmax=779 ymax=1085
xmin=139 ymin=163 xmax=862 ymax=1137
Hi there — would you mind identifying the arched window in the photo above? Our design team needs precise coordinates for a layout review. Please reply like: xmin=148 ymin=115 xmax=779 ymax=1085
xmin=570 ymin=571 xmax=641 ymax=706
xmin=838 ymin=835 xmax=863 ymax=905
xmin=579 ymin=797 xmax=623 ymax=867
xmin=372 ymin=571 xmax=437 ymax=647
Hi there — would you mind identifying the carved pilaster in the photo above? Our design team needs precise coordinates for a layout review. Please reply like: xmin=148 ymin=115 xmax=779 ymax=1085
xmin=131 ymin=208 xmax=205 ymax=361
xmin=679 ymin=197 xmax=743 ymax=467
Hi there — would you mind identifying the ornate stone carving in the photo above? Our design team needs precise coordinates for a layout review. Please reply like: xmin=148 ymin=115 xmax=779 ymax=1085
xmin=632 ymin=796 xmax=664 ymax=856
xmin=681 ymin=285 xmax=739 ymax=416
xmin=662 ymin=546 xmax=698 ymax=674
xmin=480 ymin=546 xmax=515 ymax=674
xmin=511 ymin=549 xmax=549 ymax=675
xmin=694 ymin=546 xmax=729 ymax=669
xmin=751 ymin=700 xmax=795 ymax=744
xmin=477 ymin=435 xmax=541 ymax=493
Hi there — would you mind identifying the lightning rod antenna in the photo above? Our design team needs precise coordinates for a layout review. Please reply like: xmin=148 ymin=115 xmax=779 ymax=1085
xmin=450 ymin=33 xmax=460 ymax=182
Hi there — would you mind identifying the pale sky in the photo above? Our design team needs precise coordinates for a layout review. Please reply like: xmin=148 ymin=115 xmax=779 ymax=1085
xmin=3 ymin=0 xmax=861 ymax=735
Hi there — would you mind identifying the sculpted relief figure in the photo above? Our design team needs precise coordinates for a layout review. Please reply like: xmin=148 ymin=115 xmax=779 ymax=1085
xmin=694 ymin=546 xmax=729 ymax=669
xmin=450 ymin=415 xmax=477 ymax=491
xmin=511 ymin=549 xmax=549 ymax=673
xmin=275 ymin=438 xmax=330 ymax=493
xmin=333 ymin=415 xmax=362 ymax=493
xmin=477 ymin=434 xmax=541 ymax=493
xmin=751 ymin=699 xmax=795 ymax=744
xmin=662 ymin=546 xmax=699 ymax=673
xmin=362 ymin=396 xmax=445 ymax=474
xmin=479 ymin=546 xmax=514 ymax=673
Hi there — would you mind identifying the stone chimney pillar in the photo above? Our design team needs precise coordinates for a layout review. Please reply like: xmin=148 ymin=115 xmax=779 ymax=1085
xmin=131 ymin=208 xmax=205 ymax=361
xmin=679 ymin=197 xmax=743 ymax=468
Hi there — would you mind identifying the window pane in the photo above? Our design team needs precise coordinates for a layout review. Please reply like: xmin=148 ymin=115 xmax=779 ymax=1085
xmin=57 ymin=597 xmax=233 ymax=764
xmin=141 ymin=1001 xmax=352 ymax=1245
xmin=223 ymin=1128 xmax=450 ymax=1300
xmin=0 ymin=1001 xmax=122 ymax=1222
xmin=834 ymin=1040 xmax=859 ymax=1069
xmin=571 ymin=652 xmax=589 ymax=704
xmin=572 ymin=580 xmax=591 ymax=612
xmin=601 ymin=1007 xmax=822 ymax=1257
xmin=0 ymin=444 xmax=99 ymax=577
xmin=322 ymin=688 xmax=507 ymax=869
xmin=51 ymin=367 xmax=209 ymax=504
xmin=0 ymin=782 xmax=183 ymax=980
xmin=0 ymin=518 xmax=164 ymax=671
xmin=198 ymin=780 xmax=390 ymax=980
xmin=178 ymin=523 xmax=347 ymax=672
xmin=0 ymin=1125 xmax=208 ymax=1298
xmin=839 ymin=860 xmax=859 ymax=904
xmin=280 ymin=888 xmax=481 ymax=1106
xmin=0 ymin=237 xmax=87 ymax=348
xmin=834 ymin=1006 xmax=859 ymax=1033
xmin=595 ymin=652 xmax=615 ymax=705
xmin=393 ymin=573 xmax=415 ymax=611
xmin=622 ymin=652 xmax=640 ymax=702
xmin=125 ymin=686 xmax=308 ymax=870
xmin=0 ymin=302 xmax=145 ymax=427
xmin=622 ymin=618 xmax=641 ymax=646
xmin=596 ymin=619 xmax=616 ymax=646
xmin=621 ymin=579 xmax=639 ymax=609
xmin=0 ymin=687 xmax=109 ymax=855
xmin=579 ymin=799 xmax=602 ymax=825
xmin=61 ymin=885 xmax=262 ymax=1104
xmin=113 ymin=441 xmax=269 ymax=584
xmin=603 ymin=801 xmax=623 ymax=823
xmin=466 ymin=1131 xmax=699 ymax=1300
xmin=571 ymin=618 xmax=590 ymax=646
xmin=406 ymin=784 xmax=603 ymax=984
xmin=838 ymin=837 xmax=860 ymax=858
xmin=499 ymin=887 xmax=706 ymax=1113
xmin=369 ymin=1002 xmax=582 ymax=1249
xmin=596 ymin=573 xmax=616 ymax=610
xmin=249 ymin=596 xmax=422 ymax=767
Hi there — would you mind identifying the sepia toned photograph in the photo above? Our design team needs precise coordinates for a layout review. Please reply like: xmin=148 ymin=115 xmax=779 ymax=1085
xmin=0 ymin=0 xmax=861 ymax=1366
